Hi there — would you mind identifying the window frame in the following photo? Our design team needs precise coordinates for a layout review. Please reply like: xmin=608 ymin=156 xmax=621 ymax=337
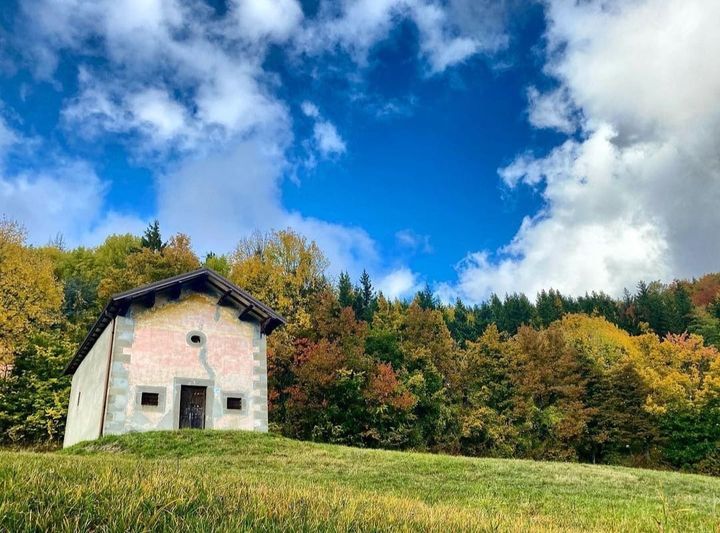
xmin=141 ymin=392 xmax=160 ymax=407
xmin=222 ymin=392 xmax=247 ymax=415
xmin=136 ymin=386 xmax=166 ymax=412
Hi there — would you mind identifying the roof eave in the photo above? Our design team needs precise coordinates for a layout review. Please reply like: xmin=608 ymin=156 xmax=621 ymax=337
xmin=63 ymin=268 xmax=285 ymax=376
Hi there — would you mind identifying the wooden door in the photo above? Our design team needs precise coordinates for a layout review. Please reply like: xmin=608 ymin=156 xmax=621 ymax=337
xmin=179 ymin=385 xmax=206 ymax=429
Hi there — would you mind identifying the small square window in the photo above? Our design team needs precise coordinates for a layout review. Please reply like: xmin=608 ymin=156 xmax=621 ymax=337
xmin=226 ymin=397 xmax=242 ymax=410
xmin=141 ymin=392 xmax=159 ymax=406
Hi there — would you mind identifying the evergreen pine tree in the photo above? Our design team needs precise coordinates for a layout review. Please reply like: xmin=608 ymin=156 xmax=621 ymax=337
xmin=669 ymin=283 xmax=693 ymax=333
xmin=338 ymin=271 xmax=355 ymax=309
xmin=415 ymin=283 xmax=437 ymax=310
xmin=141 ymin=219 xmax=164 ymax=251
xmin=448 ymin=298 xmax=474 ymax=346
xmin=353 ymin=270 xmax=376 ymax=321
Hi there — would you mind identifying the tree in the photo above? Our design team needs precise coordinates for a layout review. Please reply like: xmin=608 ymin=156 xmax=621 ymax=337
xmin=337 ymin=271 xmax=355 ymax=309
xmin=97 ymin=234 xmax=201 ymax=300
xmin=508 ymin=324 xmax=594 ymax=461
xmin=353 ymin=270 xmax=376 ymax=322
xmin=536 ymin=289 xmax=571 ymax=327
xmin=140 ymin=220 xmax=164 ymax=251
xmin=0 ymin=331 xmax=72 ymax=445
xmin=204 ymin=252 xmax=231 ymax=276
xmin=576 ymin=291 xmax=619 ymax=325
xmin=501 ymin=293 xmax=536 ymax=334
xmin=556 ymin=314 xmax=654 ymax=462
xmin=668 ymin=282 xmax=693 ymax=333
xmin=459 ymin=325 xmax=518 ymax=457
xmin=414 ymin=283 xmax=438 ymax=310
xmin=230 ymin=229 xmax=329 ymax=334
xmin=282 ymin=290 xmax=374 ymax=446
xmin=445 ymin=298 xmax=476 ymax=347
xmin=0 ymin=219 xmax=63 ymax=372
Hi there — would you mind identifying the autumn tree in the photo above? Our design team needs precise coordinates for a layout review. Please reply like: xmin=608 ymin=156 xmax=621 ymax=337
xmin=229 ymin=229 xmax=329 ymax=333
xmin=459 ymin=325 xmax=518 ymax=456
xmin=507 ymin=324 xmax=594 ymax=460
xmin=281 ymin=289 xmax=415 ymax=447
xmin=97 ymin=233 xmax=200 ymax=300
xmin=557 ymin=315 xmax=655 ymax=463
xmin=0 ymin=331 xmax=73 ymax=444
xmin=633 ymin=332 xmax=720 ymax=471
xmin=0 ymin=219 xmax=63 ymax=373
xmin=204 ymin=252 xmax=231 ymax=276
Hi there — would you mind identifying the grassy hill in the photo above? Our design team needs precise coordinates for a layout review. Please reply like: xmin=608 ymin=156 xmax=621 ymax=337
xmin=0 ymin=431 xmax=718 ymax=531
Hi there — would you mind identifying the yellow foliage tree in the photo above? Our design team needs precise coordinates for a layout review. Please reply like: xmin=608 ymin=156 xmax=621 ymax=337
xmin=633 ymin=332 xmax=720 ymax=414
xmin=229 ymin=229 xmax=329 ymax=333
xmin=97 ymin=234 xmax=200 ymax=301
xmin=557 ymin=314 xmax=640 ymax=370
xmin=0 ymin=219 xmax=63 ymax=372
xmin=401 ymin=302 xmax=461 ymax=389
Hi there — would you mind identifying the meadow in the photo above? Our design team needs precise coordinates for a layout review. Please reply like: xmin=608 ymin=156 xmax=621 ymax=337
xmin=0 ymin=430 xmax=718 ymax=532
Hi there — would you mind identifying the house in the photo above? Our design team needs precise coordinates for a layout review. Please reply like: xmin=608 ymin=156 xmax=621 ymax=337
xmin=62 ymin=268 xmax=285 ymax=448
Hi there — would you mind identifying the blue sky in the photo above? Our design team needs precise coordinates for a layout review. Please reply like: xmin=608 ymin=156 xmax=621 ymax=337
xmin=0 ymin=0 xmax=718 ymax=302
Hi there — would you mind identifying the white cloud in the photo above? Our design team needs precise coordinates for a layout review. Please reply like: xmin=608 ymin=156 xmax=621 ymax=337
xmin=228 ymin=0 xmax=304 ymax=42
xmin=0 ymin=162 xmax=106 ymax=244
xmin=411 ymin=1 xmax=480 ymax=73
xmin=28 ymin=0 xmax=289 ymax=155
xmin=300 ymin=101 xmax=320 ymax=118
xmin=452 ymin=0 xmax=720 ymax=302
xmin=296 ymin=0 xmax=507 ymax=73
xmin=157 ymin=141 xmax=376 ymax=277
xmin=11 ymin=0 xmax=507 ymax=284
xmin=127 ymin=88 xmax=189 ymax=140
xmin=378 ymin=267 xmax=421 ymax=299
xmin=301 ymin=101 xmax=347 ymax=158
xmin=526 ymin=86 xmax=577 ymax=134
xmin=0 ymin=120 xmax=145 ymax=246
xmin=313 ymin=121 xmax=347 ymax=156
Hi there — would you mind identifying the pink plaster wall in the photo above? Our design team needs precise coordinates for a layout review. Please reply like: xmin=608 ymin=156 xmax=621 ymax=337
xmin=119 ymin=292 xmax=261 ymax=432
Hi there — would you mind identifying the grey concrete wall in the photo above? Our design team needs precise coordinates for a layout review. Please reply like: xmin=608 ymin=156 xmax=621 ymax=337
xmin=63 ymin=319 xmax=114 ymax=447
xmin=102 ymin=291 xmax=268 ymax=437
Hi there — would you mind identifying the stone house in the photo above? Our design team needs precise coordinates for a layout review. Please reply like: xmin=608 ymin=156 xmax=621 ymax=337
xmin=62 ymin=268 xmax=285 ymax=448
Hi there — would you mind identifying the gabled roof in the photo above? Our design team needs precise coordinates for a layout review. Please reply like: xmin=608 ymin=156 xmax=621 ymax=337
xmin=64 ymin=268 xmax=285 ymax=375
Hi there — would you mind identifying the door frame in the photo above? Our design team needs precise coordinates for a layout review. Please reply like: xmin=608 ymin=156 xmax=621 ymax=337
xmin=172 ymin=377 xmax=214 ymax=430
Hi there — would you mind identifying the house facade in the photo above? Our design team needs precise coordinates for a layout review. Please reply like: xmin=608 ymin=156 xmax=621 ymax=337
xmin=62 ymin=268 xmax=284 ymax=448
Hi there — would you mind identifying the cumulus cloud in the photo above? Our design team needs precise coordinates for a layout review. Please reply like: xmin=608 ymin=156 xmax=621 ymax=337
xmin=301 ymin=101 xmax=347 ymax=158
xmin=296 ymin=0 xmax=508 ymax=73
xmin=526 ymin=86 xmax=577 ymax=134
xmin=0 ymin=118 xmax=145 ymax=245
xmin=157 ymin=141 xmax=376 ymax=277
xmin=25 ymin=0 xmax=289 ymax=156
xmin=228 ymin=0 xmax=304 ymax=42
xmin=9 ymin=0 xmax=504 ymax=284
xmin=312 ymin=122 xmax=347 ymax=157
xmin=377 ymin=267 xmax=421 ymax=300
xmin=452 ymin=0 xmax=720 ymax=302
xmin=300 ymin=101 xmax=320 ymax=119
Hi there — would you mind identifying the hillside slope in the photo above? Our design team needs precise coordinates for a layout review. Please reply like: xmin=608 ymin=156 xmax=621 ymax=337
xmin=0 ymin=431 xmax=718 ymax=531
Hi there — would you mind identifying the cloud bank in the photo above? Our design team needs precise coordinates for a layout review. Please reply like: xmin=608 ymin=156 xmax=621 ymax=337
xmin=4 ymin=0 xmax=507 ymax=289
xmin=451 ymin=0 xmax=720 ymax=302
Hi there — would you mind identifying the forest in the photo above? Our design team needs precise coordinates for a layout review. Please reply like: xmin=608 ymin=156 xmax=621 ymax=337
xmin=0 ymin=218 xmax=718 ymax=475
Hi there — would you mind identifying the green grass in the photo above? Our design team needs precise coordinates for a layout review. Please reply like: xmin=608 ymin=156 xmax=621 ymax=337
xmin=0 ymin=431 xmax=718 ymax=531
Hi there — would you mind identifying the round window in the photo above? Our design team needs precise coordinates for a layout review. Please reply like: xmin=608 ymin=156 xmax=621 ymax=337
xmin=186 ymin=331 xmax=206 ymax=347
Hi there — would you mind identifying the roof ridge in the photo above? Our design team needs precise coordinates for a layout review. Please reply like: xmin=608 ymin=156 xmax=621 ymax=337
xmin=63 ymin=268 xmax=285 ymax=375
